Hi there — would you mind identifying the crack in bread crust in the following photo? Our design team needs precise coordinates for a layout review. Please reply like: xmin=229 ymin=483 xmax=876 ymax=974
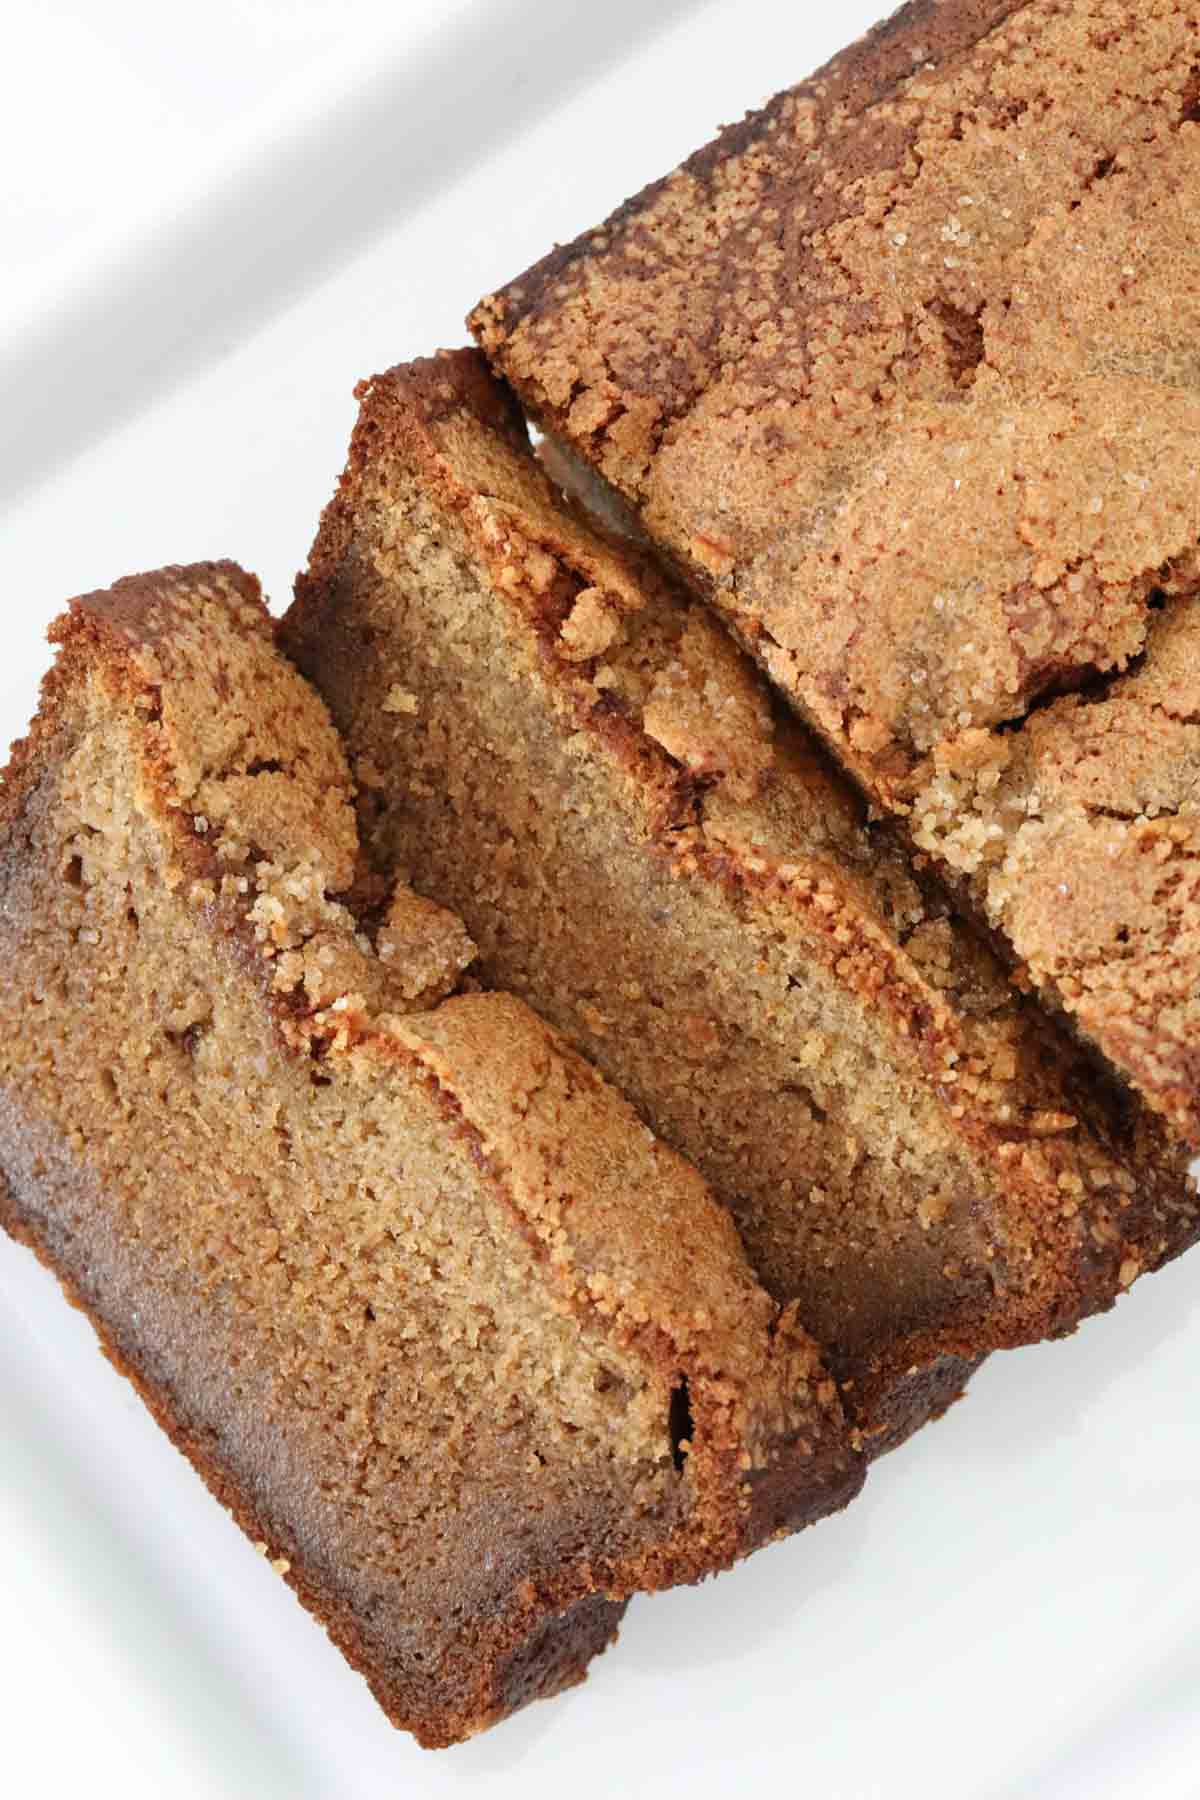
xmin=470 ymin=0 xmax=1200 ymax=1143
xmin=0 ymin=563 xmax=861 ymax=1747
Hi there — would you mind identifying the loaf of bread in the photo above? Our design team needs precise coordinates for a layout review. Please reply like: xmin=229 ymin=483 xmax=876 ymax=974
xmin=0 ymin=563 xmax=862 ymax=1747
xmin=283 ymin=351 xmax=1198 ymax=1449
xmin=470 ymin=0 xmax=1200 ymax=1145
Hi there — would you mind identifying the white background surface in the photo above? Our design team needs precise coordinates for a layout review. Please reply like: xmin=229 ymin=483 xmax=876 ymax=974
xmin=2 ymin=4 xmax=1198 ymax=1795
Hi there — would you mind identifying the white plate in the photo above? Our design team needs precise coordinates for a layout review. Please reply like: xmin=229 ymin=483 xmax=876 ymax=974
xmin=3 ymin=5 xmax=1198 ymax=1796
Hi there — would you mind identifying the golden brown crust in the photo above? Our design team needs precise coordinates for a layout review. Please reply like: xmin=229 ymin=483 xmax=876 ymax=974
xmin=0 ymin=562 xmax=861 ymax=1746
xmin=287 ymin=353 xmax=1199 ymax=1436
xmin=472 ymin=0 xmax=1025 ymax=432
xmin=470 ymin=0 xmax=1200 ymax=1141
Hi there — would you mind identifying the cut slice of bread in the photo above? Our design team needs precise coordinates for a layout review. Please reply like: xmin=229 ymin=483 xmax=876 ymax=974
xmin=0 ymin=562 xmax=861 ymax=1749
xmin=284 ymin=351 xmax=1199 ymax=1446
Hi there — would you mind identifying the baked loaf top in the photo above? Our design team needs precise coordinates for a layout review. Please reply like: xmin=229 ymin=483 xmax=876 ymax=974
xmin=0 ymin=562 xmax=861 ymax=1747
xmin=470 ymin=0 xmax=1200 ymax=1139
xmin=286 ymin=350 xmax=1198 ymax=1436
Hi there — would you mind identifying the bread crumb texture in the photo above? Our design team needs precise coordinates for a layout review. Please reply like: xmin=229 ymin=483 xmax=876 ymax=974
xmin=0 ymin=563 xmax=860 ymax=1747
xmin=285 ymin=352 xmax=1199 ymax=1451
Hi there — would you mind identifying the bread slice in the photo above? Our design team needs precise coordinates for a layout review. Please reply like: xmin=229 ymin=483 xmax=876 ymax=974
xmin=283 ymin=351 xmax=1199 ymax=1448
xmin=0 ymin=562 xmax=861 ymax=1749
xmin=468 ymin=0 xmax=1200 ymax=1144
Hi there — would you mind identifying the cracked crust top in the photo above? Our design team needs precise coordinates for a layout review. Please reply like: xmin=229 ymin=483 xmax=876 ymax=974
xmin=471 ymin=0 xmax=1200 ymax=1138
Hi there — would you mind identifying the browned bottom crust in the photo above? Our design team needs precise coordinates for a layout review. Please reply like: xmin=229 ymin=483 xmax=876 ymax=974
xmin=0 ymin=1139 xmax=624 ymax=1750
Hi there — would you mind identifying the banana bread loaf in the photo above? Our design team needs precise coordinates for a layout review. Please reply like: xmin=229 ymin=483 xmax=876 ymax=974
xmin=0 ymin=562 xmax=862 ymax=1748
xmin=283 ymin=352 xmax=1198 ymax=1448
xmin=469 ymin=0 xmax=1200 ymax=1144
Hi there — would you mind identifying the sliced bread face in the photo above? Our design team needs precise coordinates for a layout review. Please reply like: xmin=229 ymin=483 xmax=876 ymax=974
xmin=285 ymin=353 xmax=1199 ymax=1445
xmin=0 ymin=563 xmax=860 ymax=1748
